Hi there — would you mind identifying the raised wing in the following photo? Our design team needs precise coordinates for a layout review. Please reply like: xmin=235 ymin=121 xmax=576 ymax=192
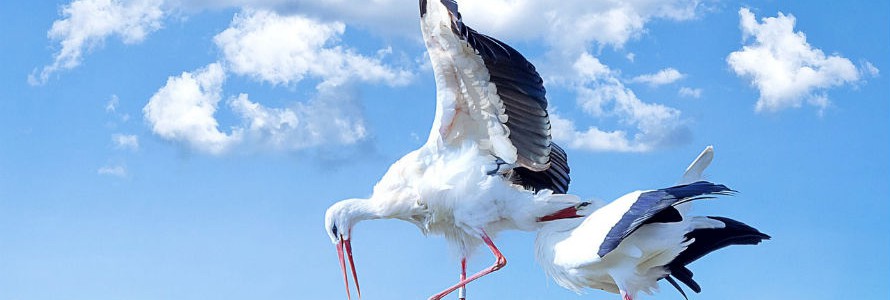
xmin=680 ymin=146 xmax=714 ymax=184
xmin=421 ymin=0 xmax=553 ymax=172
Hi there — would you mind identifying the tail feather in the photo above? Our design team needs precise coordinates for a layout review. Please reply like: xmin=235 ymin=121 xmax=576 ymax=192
xmin=663 ymin=216 xmax=770 ymax=294
xmin=667 ymin=265 xmax=701 ymax=293
xmin=664 ymin=273 xmax=691 ymax=299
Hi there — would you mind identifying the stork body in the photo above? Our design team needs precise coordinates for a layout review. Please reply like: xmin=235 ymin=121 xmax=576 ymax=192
xmin=331 ymin=142 xmax=577 ymax=252
xmin=325 ymin=1 xmax=580 ymax=299
xmin=535 ymin=147 xmax=770 ymax=300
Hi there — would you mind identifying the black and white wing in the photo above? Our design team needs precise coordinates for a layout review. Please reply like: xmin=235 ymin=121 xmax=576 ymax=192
xmin=420 ymin=0 xmax=556 ymax=174
xmin=596 ymin=181 xmax=735 ymax=257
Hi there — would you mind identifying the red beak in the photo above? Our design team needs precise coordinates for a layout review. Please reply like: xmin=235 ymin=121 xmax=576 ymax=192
xmin=336 ymin=234 xmax=361 ymax=299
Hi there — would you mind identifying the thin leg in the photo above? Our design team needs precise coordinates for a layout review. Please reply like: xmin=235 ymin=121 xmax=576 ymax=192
xmin=458 ymin=257 xmax=466 ymax=300
xmin=620 ymin=290 xmax=633 ymax=300
xmin=428 ymin=231 xmax=506 ymax=300
xmin=459 ymin=258 xmax=468 ymax=300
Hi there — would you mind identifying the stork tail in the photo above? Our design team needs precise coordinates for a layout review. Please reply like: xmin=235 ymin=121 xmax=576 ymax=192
xmin=663 ymin=216 xmax=770 ymax=295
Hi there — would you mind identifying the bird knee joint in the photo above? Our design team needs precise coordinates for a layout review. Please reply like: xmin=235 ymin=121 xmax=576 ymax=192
xmin=493 ymin=257 xmax=507 ymax=270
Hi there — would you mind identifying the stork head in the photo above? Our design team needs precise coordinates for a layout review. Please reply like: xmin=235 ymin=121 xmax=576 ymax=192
xmin=324 ymin=198 xmax=369 ymax=299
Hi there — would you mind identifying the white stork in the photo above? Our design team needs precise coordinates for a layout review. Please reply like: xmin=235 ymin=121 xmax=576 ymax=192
xmin=324 ymin=0 xmax=582 ymax=299
xmin=535 ymin=146 xmax=770 ymax=300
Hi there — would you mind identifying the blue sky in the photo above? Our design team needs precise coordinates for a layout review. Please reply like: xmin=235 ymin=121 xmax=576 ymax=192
xmin=1 ymin=1 xmax=887 ymax=299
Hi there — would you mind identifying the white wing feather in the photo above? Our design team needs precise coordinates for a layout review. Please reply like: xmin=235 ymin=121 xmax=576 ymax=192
xmin=681 ymin=145 xmax=714 ymax=184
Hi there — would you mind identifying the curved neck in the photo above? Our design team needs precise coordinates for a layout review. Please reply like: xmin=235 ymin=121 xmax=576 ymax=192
xmin=341 ymin=198 xmax=387 ymax=224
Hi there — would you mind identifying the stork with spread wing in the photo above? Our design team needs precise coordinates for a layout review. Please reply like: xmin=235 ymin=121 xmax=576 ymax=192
xmin=324 ymin=1 xmax=582 ymax=299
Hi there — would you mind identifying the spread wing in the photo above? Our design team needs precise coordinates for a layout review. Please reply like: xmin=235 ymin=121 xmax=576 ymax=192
xmin=420 ymin=0 xmax=553 ymax=172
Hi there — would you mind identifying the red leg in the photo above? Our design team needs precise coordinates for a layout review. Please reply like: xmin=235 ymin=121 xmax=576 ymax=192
xmin=428 ymin=231 xmax=506 ymax=300
xmin=458 ymin=258 xmax=466 ymax=300
xmin=621 ymin=290 xmax=633 ymax=300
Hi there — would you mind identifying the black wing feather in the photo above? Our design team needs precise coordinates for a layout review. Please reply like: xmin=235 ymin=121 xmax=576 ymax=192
xmin=663 ymin=216 xmax=770 ymax=294
xmin=664 ymin=276 xmax=690 ymax=300
xmin=423 ymin=0 xmax=569 ymax=193
xmin=597 ymin=181 xmax=734 ymax=257
xmin=512 ymin=143 xmax=570 ymax=194
xmin=438 ymin=0 xmax=552 ymax=170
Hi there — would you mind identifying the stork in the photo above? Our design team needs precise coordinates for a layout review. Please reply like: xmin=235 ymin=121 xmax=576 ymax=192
xmin=535 ymin=146 xmax=770 ymax=300
xmin=324 ymin=0 xmax=582 ymax=299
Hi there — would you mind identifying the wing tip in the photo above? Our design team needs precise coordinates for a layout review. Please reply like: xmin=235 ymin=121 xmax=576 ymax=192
xmin=681 ymin=145 xmax=715 ymax=184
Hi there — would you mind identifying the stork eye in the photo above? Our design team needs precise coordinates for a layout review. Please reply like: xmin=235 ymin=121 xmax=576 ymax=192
xmin=331 ymin=224 xmax=339 ymax=237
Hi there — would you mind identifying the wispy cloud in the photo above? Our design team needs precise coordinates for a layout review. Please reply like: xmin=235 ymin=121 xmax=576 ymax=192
xmin=678 ymin=87 xmax=702 ymax=98
xmin=30 ymin=0 xmax=164 ymax=85
xmin=862 ymin=61 xmax=880 ymax=78
xmin=105 ymin=95 xmax=119 ymax=113
xmin=112 ymin=134 xmax=139 ymax=151
xmin=550 ymin=53 xmax=690 ymax=152
xmin=727 ymin=8 xmax=873 ymax=113
xmin=97 ymin=164 xmax=127 ymax=177
xmin=630 ymin=68 xmax=685 ymax=86
xmin=229 ymin=86 xmax=367 ymax=151
xmin=105 ymin=94 xmax=130 ymax=123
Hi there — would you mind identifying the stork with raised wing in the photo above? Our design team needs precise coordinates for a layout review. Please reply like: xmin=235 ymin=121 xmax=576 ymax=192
xmin=324 ymin=1 xmax=582 ymax=299
xmin=535 ymin=146 xmax=770 ymax=300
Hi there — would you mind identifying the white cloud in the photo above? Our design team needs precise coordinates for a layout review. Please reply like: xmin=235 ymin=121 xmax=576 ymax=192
xmin=551 ymin=53 xmax=689 ymax=152
xmin=143 ymin=63 xmax=242 ymax=155
xmin=678 ymin=87 xmax=702 ymax=98
xmin=626 ymin=52 xmax=636 ymax=62
xmin=862 ymin=61 xmax=880 ymax=78
xmin=172 ymin=0 xmax=700 ymax=48
xmin=551 ymin=113 xmax=644 ymax=152
xmin=98 ymin=164 xmax=127 ymax=177
xmin=35 ymin=0 xmax=706 ymax=86
xmin=105 ymin=94 xmax=131 ymax=124
xmin=573 ymin=52 xmax=612 ymax=81
xmin=459 ymin=0 xmax=701 ymax=53
xmin=142 ymin=64 xmax=370 ymax=154
xmin=106 ymin=95 xmax=120 ymax=113
xmin=229 ymin=86 xmax=367 ymax=151
xmin=727 ymin=8 xmax=868 ymax=113
xmin=31 ymin=0 xmax=164 ymax=85
xmin=170 ymin=0 xmax=418 ymax=37
xmin=143 ymin=10 xmax=393 ymax=154
xmin=630 ymin=68 xmax=685 ymax=86
xmin=32 ymin=1 xmax=700 ymax=154
xmin=213 ymin=9 xmax=412 ymax=87
xmin=112 ymin=134 xmax=140 ymax=151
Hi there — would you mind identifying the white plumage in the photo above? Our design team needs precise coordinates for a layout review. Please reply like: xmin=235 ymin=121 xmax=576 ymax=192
xmin=324 ymin=1 xmax=579 ymax=299
xmin=535 ymin=146 xmax=769 ymax=300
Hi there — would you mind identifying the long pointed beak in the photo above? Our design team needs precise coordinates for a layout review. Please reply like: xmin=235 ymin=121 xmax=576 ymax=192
xmin=336 ymin=234 xmax=361 ymax=299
